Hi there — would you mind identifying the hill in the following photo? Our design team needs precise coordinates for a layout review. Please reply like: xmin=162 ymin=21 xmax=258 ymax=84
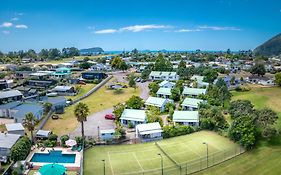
xmin=79 ymin=47 xmax=104 ymax=54
xmin=254 ymin=33 xmax=281 ymax=56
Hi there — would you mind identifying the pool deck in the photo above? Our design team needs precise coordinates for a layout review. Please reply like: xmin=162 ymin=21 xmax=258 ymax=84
xmin=26 ymin=147 xmax=81 ymax=171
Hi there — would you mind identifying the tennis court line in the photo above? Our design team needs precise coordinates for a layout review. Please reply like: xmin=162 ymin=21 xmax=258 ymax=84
xmin=132 ymin=152 xmax=144 ymax=171
xmin=107 ymin=151 xmax=115 ymax=175
xmin=183 ymin=143 xmax=202 ymax=158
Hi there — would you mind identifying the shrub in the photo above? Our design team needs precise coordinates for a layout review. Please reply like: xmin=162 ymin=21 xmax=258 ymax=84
xmin=162 ymin=125 xmax=195 ymax=138
xmin=60 ymin=135 xmax=70 ymax=147
xmin=10 ymin=137 xmax=32 ymax=162
xmin=75 ymin=136 xmax=83 ymax=146
xmin=48 ymin=134 xmax=58 ymax=141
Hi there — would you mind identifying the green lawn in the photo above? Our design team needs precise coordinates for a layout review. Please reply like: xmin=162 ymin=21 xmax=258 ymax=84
xmin=65 ymin=83 xmax=96 ymax=100
xmin=44 ymin=78 xmax=140 ymax=135
xmin=84 ymin=131 xmax=241 ymax=175
xmin=194 ymin=85 xmax=281 ymax=175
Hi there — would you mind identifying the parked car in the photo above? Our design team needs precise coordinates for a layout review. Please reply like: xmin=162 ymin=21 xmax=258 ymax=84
xmin=105 ymin=114 xmax=115 ymax=120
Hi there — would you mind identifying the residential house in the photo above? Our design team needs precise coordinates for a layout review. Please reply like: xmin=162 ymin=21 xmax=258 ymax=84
xmin=149 ymin=71 xmax=179 ymax=81
xmin=159 ymin=80 xmax=175 ymax=89
xmin=0 ymin=80 xmax=13 ymax=90
xmin=172 ymin=111 xmax=199 ymax=126
xmin=181 ymin=98 xmax=204 ymax=111
xmin=191 ymin=75 xmax=209 ymax=88
xmin=45 ymin=97 xmax=67 ymax=113
xmin=52 ymin=86 xmax=76 ymax=96
xmin=81 ymin=71 xmax=107 ymax=80
xmin=246 ymin=75 xmax=275 ymax=86
xmin=5 ymin=123 xmax=25 ymax=136
xmin=120 ymin=109 xmax=147 ymax=127
xmin=11 ymin=103 xmax=44 ymax=123
xmin=52 ymin=67 xmax=71 ymax=78
xmin=182 ymin=87 xmax=207 ymax=97
xmin=145 ymin=96 xmax=170 ymax=112
xmin=136 ymin=122 xmax=163 ymax=142
xmin=0 ymin=90 xmax=23 ymax=105
xmin=0 ymin=133 xmax=21 ymax=160
xmin=156 ymin=88 xmax=172 ymax=99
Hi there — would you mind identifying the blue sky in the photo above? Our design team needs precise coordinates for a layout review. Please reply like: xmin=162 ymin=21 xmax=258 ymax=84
xmin=0 ymin=0 xmax=280 ymax=52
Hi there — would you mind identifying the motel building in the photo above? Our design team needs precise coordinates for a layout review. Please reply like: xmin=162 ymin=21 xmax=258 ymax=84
xmin=135 ymin=122 xmax=163 ymax=142
xmin=172 ymin=111 xmax=199 ymax=126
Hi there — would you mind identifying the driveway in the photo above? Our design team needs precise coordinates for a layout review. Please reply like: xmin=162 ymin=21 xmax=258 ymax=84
xmin=69 ymin=108 xmax=115 ymax=138
xmin=69 ymin=72 xmax=151 ymax=138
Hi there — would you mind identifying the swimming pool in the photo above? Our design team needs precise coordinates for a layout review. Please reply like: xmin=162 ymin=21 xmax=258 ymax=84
xmin=30 ymin=151 xmax=76 ymax=163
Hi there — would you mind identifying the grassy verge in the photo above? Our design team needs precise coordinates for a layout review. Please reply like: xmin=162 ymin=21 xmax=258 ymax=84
xmin=65 ymin=83 xmax=96 ymax=101
xmin=43 ymin=79 xmax=140 ymax=135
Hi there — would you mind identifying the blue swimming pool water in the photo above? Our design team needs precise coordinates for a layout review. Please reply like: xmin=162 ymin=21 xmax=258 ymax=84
xmin=31 ymin=151 xmax=76 ymax=163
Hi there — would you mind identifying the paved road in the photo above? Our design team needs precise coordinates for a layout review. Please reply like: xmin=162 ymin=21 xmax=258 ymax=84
xmin=69 ymin=72 xmax=150 ymax=138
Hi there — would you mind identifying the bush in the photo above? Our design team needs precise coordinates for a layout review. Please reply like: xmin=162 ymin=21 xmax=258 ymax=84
xmin=43 ymin=139 xmax=56 ymax=147
xmin=48 ymin=134 xmax=58 ymax=141
xmin=75 ymin=136 xmax=83 ymax=146
xmin=162 ymin=125 xmax=195 ymax=138
xmin=10 ymin=137 xmax=32 ymax=162
xmin=60 ymin=135 xmax=70 ymax=147
xmin=235 ymin=85 xmax=251 ymax=92
xmin=128 ymin=121 xmax=134 ymax=129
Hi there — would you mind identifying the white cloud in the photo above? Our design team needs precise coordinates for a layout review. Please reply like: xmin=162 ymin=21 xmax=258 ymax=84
xmin=120 ymin=25 xmax=170 ymax=32
xmin=0 ymin=22 xmax=13 ymax=28
xmin=15 ymin=24 xmax=28 ymax=29
xmin=199 ymin=25 xmax=241 ymax=31
xmin=2 ymin=30 xmax=10 ymax=34
xmin=87 ymin=26 xmax=95 ymax=30
xmin=175 ymin=29 xmax=202 ymax=32
xmin=94 ymin=29 xmax=118 ymax=34
xmin=11 ymin=17 xmax=19 ymax=21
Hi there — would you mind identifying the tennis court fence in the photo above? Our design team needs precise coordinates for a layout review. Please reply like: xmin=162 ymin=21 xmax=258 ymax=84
xmin=120 ymin=146 xmax=245 ymax=175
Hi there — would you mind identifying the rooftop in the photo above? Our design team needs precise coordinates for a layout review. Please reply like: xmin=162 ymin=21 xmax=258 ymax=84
xmin=159 ymin=80 xmax=175 ymax=87
xmin=182 ymin=87 xmax=207 ymax=96
xmin=145 ymin=97 xmax=168 ymax=107
xmin=136 ymin=122 xmax=163 ymax=135
xmin=173 ymin=111 xmax=199 ymax=123
xmin=5 ymin=123 xmax=24 ymax=131
xmin=120 ymin=109 xmax=147 ymax=122
xmin=0 ymin=133 xmax=21 ymax=149
xmin=181 ymin=98 xmax=204 ymax=108
xmin=0 ymin=90 xmax=22 ymax=99
xmin=156 ymin=87 xmax=172 ymax=96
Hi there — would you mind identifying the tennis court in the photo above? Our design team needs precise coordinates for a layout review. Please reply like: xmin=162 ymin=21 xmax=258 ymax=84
xmin=84 ymin=131 xmax=243 ymax=175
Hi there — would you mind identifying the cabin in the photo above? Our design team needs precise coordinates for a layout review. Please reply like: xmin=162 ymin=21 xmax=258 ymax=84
xmin=52 ymin=86 xmax=76 ymax=96
xmin=120 ymin=109 xmax=147 ymax=127
xmin=158 ymin=80 xmax=175 ymax=89
xmin=100 ymin=129 xmax=115 ymax=141
xmin=136 ymin=122 xmax=163 ymax=142
xmin=0 ymin=133 xmax=21 ymax=160
xmin=182 ymin=87 xmax=207 ymax=97
xmin=181 ymin=98 xmax=204 ymax=111
xmin=149 ymin=71 xmax=179 ymax=81
xmin=145 ymin=97 xmax=170 ymax=112
xmin=173 ymin=111 xmax=199 ymax=126
xmin=156 ymin=88 xmax=172 ymax=99
xmin=0 ymin=80 xmax=13 ymax=90
xmin=52 ymin=67 xmax=71 ymax=78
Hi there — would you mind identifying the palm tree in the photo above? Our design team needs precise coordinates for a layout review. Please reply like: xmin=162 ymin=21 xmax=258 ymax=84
xmin=22 ymin=112 xmax=38 ymax=144
xmin=74 ymin=102 xmax=89 ymax=146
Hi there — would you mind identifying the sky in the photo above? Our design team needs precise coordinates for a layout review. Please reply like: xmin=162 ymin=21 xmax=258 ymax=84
xmin=0 ymin=0 xmax=281 ymax=52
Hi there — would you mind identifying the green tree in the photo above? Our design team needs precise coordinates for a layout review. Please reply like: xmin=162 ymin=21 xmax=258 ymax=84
xmin=275 ymin=72 xmax=281 ymax=86
xmin=74 ymin=102 xmax=90 ymax=145
xmin=153 ymin=54 xmax=173 ymax=71
xmin=230 ymin=76 xmax=236 ymax=85
xmin=203 ymin=68 xmax=218 ymax=83
xmin=10 ymin=137 xmax=32 ymax=162
xmin=22 ymin=112 xmax=38 ymax=144
xmin=148 ymin=82 xmax=160 ymax=96
xmin=178 ymin=60 xmax=186 ymax=69
xmin=229 ymin=100 xmax=254 ymax=119
xmin=250 ymin=62 xmax=266 ymax=76
xmin=146 ymin=106 xmax=163 ymax=126
xmin=113 ymin=103 xmax=126 ymax=120
xmin=256 ymin=108 xmax=278 ymax=140
xmin=43 ymin=102 xmax=53 ymax=114
xmin=125 ymin=95 xmax=144 ymax=109
xmin=171 ymin=87 xmax=181 ymax=101
xmin=128 ymin=75 xmax=136 ymax=88
xmin=228 ymin=115 xmax=257 ymax=149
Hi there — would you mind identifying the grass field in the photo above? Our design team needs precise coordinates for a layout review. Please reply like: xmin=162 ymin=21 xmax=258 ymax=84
xmin=84 ymin=131 xmax=241 ymax=175
xmin=193 ymin=85 xmax=281 ymax=175
xmin=44 ymin=78 xmax=140 ymax=135
xmin=65 ymin=83 xmax=96 ymax=100
xmin=231 ymin=85 xmax=281 ymax=128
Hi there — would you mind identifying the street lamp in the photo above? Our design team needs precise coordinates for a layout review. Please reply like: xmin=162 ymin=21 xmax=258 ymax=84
xmin=102 ymin=159 xmax=105 ymax=175
xmin=158 ymin=153 xmax=164 ymax=175
xmin=202 ymin=142 xmax=209 ymax=168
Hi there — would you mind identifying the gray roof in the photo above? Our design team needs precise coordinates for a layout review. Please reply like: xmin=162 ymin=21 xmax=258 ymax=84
xmin=0 ymin=133 xmax=21 ymax=149
xmin=181 ymin=98 xmax=204 ymax=108
xmin=182 ymin=87 xmax=207 ymax=96
xmin=173 ymin=111 xmax=199 ymax=123
xmin=5 ymin=123 xmax=24 ymax=131
xmin=52 ymin=86 xmax=73 ymax=92
xmin=36 ymin=130 xmax=51 ymax=138
xmin=120 ymin=109 xmax=147 ymax=122
xmin=0 ymin=90 xmax=22 ymax=99
xmin=12 ymin=103 xmax=43 ymax=122
xmin=136 ymin=122 xmax=163 ymax=135
xmin=156 ymin=88 xmax=172 ymax=96
xmin=0 ymin=101 xmax=21 ymax=109
xmin=145 ymin=97 xmax=168 ymax=107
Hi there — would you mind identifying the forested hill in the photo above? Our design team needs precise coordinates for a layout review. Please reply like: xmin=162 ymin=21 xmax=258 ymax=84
xmin=254 ymin=33 xmax=281 ymax=56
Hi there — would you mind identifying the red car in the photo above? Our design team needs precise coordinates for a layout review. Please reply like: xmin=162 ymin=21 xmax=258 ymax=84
xmin=105 ymin=114 xmax=115 ymax=120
